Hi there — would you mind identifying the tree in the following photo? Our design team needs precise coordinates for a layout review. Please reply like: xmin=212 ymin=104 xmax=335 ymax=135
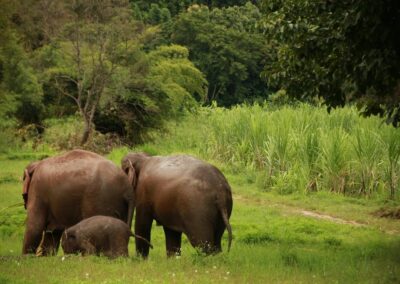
xmin=261 ymin=0 xmax=400 ymax=124
xmin=147 ymin=45 xmax=207 ymax=111
xmin=171 ymin=3 xmax=268 ymax=106
xmin=0 ymin=0 xmax=44 ymax=128
xmin=147 ymin=3 xmax=171 ymax=25
xmin=129 ymin=0 xmax=255 ymax=19
xmin=41 ymin=0 xmax=138 ymax=145
xmin=95 ymin=44 xmax=207 ymax=144
xmin=10 ymin=0 xmax=68 ymax=50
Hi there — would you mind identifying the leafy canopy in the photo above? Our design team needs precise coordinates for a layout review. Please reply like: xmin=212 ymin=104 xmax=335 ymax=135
xmin=261 ymin=0 xmax=400 ymax=124
xmin=171 ymin=3 xmax=269 ymax=106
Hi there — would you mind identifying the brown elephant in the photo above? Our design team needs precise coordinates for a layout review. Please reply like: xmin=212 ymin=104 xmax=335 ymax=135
xmin=61 ymin=215 xmax=152 ymax=258
xmin=22 ymin=150 xmax=135 ymax=256
xmin=121 ymin=153 xmax=233 ymax=258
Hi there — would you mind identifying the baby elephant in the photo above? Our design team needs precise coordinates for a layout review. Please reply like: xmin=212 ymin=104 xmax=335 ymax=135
xmin=61 ymin=216 xmax=151 ymax=258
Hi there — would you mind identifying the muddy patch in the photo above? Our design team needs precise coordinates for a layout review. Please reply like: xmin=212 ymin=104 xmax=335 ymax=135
xmin=373 ymin=207 xmax=400 ymax=220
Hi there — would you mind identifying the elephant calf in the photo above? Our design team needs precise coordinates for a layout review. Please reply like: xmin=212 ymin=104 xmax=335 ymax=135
xmin=62 ymin=216 xmax=149 ymax=258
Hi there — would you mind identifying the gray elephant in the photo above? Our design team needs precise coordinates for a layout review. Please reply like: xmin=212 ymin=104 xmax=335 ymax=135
xmin=61 ymin=215 xmax=152 ymax=258
xmin=22 ymin=150 xmax=135 ymax=256
xmin=121 ymin=153 xmax=233 ymax=258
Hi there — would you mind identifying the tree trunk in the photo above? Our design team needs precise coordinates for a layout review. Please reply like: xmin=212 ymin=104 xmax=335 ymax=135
xmin=81 ymin=119 xmax=91 ymax=146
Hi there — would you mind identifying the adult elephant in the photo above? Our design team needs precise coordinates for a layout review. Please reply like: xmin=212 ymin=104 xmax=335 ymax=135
xmin=121 ymin=153 xmax=233 ymax=258
xmin=22 ymin=149 xmax=135 ymax=255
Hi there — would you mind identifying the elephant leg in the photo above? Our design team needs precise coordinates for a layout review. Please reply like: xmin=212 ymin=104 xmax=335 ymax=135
xmin=135 ymin=208 xmax=153 ymax=258
xmin=186 ymin=226 xmax=215 ymax=255
xmin=108 ymin=235 xmax=129 ymax=258
xmin=105 ymin=247 xmax=128 ymax=258
xmin=38 ymin=229 xmax=63 ymax=256
xmin=22 ymin=208 xmax=47 ymax=255
xmin=163 ymin=227 xmax=182 ymax=257
xmin=81 ymin=240 xmax=96 ymax=256
xmin=213 ymin=225 xmax=225 ymax=254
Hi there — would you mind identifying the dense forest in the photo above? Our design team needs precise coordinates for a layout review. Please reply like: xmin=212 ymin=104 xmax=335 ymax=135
xmin=1 ymin=0 xmax=399 ymax=148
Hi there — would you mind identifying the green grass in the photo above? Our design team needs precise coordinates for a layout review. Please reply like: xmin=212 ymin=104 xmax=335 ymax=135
xmin=1 ymin=104 xmax=400 ymax=283
xmin=1 ymin=151 xmax=399 ymax=283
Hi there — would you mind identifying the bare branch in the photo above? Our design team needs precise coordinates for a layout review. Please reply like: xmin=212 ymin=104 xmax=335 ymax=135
xmin=57 ymin=74 xmax=79 ymax=86
xmin=54 ymin=77 xmax=79 ymax=105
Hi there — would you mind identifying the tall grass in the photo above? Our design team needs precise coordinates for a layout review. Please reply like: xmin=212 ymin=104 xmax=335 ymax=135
xmin=150 ymin=103 xmax=400 ymax=199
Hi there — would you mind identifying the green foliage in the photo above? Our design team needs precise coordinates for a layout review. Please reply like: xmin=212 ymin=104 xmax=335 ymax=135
xmin=0 ymin=1 xmax=45 ymax=152
xmin=0 ymin=24 xmax=44 ymax=126
xmin=261 ymin=0 xmax=400 ymax=124
xmin=148 ymin=103 xmax=400 ymax=199
xmin=95 ymin=43 xmax=206 ymax=145
xmin=147 ymin=45 xmax=207 ymax=109
xmin=8 ymin=0 xmax=207 ymax=147
xmin=171 ymin=3 xmax=269 ymax=106
xmin=29 ymin=43 xmax=76 ymax=118
xmin=130 ymin=0 xmax=251 ymax=19
xmin=7 ymin=0 xmax=68 ymax=50
xmin=147 ymin=3 xmax=171 ymax=25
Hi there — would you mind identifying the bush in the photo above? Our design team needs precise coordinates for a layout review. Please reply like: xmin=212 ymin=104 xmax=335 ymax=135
xmin=42 ymin=116 xmax=123 ymax=154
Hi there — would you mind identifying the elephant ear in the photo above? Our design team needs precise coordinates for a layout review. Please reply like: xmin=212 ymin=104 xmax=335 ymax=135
xmin=22 ymin=162 xmax=39 ymax=209
xmin=127 ymin=160 xmax=137 ymax=189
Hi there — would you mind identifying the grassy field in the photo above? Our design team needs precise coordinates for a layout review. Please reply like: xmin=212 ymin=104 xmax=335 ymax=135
xmin=0 ymin=151 xmax=399 ymax=283
xmin=1 ymin=105 xmax=400 ymax=283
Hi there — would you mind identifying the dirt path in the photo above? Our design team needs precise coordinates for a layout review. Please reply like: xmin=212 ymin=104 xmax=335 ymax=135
xmin=234 ymin=193 xmax=399 ymax=236
xmin=299 ymin=210 xmax=365 ymax=227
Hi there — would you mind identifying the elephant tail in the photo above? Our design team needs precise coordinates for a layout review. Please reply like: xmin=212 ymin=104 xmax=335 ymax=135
xmin=130 ymin=232 xmax=153 ymax=249
xmin=220 ymin=207 xmax=232 ymax=252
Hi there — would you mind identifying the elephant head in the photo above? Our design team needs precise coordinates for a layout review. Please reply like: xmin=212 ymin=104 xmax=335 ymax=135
xmin=61 ymin=230 xmax=80 ymax=254
xmin=121 ymin=152 xmax=150 ymax=190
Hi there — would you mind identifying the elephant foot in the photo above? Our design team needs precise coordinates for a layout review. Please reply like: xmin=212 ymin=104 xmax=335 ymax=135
xmin=163 ymin=227 xmax=182 ymax=257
